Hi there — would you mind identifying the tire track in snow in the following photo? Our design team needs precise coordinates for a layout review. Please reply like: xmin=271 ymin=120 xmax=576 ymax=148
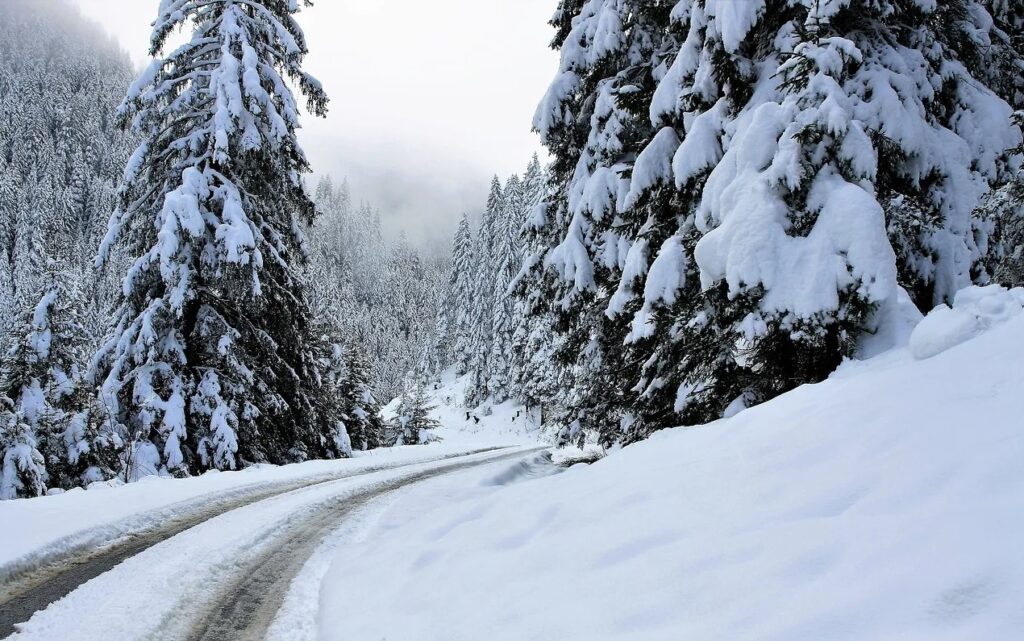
xmin=0 ymin=447 xmax=507 ymax=639
xmin=183 ymin=449 xmax=540 ymax=641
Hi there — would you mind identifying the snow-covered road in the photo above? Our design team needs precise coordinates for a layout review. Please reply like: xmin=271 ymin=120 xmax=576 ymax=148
xmin=0 ymin=446 xmax=543 ymax=641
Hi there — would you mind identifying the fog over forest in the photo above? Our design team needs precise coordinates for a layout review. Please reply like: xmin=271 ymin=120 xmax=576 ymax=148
xmin=71 ymin=0 xmax=558 ymax=251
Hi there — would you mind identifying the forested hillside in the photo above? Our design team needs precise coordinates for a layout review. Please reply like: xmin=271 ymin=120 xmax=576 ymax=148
xmin=0 ymin=0 xmax=449 ymax=497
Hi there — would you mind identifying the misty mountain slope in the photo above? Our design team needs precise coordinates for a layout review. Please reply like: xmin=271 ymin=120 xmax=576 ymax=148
xmin=0 ymin=0 xmax=135 ymax=335
xmin=319 ymin=288 xmax=1024 ymax=641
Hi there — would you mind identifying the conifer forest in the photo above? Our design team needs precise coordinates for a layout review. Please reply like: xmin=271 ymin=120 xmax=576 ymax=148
xmin=1 ymin=1 xmax=1022 ymax=640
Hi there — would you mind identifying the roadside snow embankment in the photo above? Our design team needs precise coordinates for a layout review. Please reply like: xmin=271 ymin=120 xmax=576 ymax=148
xmin=319 ymin=304 xmax=1024 ymax=641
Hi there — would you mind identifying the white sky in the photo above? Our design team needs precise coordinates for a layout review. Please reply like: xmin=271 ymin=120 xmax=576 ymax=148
xmin=70 ymin=0 xmax=558 ymax=251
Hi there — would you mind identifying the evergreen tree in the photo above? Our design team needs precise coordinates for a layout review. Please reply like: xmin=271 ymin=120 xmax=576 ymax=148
xmin=92 ymin=0 xmax=339 ymax=475
xmin=0 ymin=0 xmax=139 ymax=493
xmin=487 ymin=175 xmax=524 ymax=402
xmin=313 ymin=338 xmax=355 ymax=458
xmin=626 ymin=0 xmax=1023 ymax=441
xmin=0 ymin=0 xmax=135 ymax=345
xmin=0 ymin=263 xmax=115 ymax=490
xmin=306 ymin=177 xmax=448 ymax=406
xmin=524 ymin=0 xmax=678 ymax=444
xmin=989 ymin=112 xmax=1024 ymax=287
xmin=508 ymin=155 xmax=555 ymax=410
xmin=465 ymin=177 xmax=505 ymax=406
xmin=399 ymin=380 xmax=440 ymax=445
xmin=0 ymin=396 xmax=46 ymax=499
xmin=449 ymin=215 xmax=477 ymax=374
xmin=340 ymin=344 xmax=385 ymax=451
xmin=422 ymin=215 xmax=478 ymax=377
xmin=526 ymin=0 xmax=1024 ymax=446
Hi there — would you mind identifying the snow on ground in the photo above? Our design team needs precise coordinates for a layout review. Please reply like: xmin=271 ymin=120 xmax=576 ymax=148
xmin=910 ymin=284 xmax=1024 ymax=360
xmin=0 ymin=442 xmax=518 ymax=580
xmin=384 ymin=368 xmax=550 ymax=447
xmin=320 ymin=292 xmax=1024 ymax=641
xmin=266 ymin=451 xmax=560 ymax=641
xmin=7 ymin=448 xmax=538 ymax=641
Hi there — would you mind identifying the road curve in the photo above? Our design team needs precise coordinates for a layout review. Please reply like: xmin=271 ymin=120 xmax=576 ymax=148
xmin=0 ymin=447 xmax=508 ymax=639
xmin=184 ymin=449 xmax=537 ymax=641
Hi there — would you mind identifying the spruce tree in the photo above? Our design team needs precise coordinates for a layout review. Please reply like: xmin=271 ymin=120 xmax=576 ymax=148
xmin=989 ymin=112 xmax=1024 ymax=287
xmin=0 ymin=0 xmax=135 ymax=339
xmin=465 ymin=177 xmax=505 ymax=406
xmin=487 ymin=174 xmax=524 ymax=402
xmin=0 ymin=263 xmax=114 ymax=490
xmin=340 ymin=344 xmax=384 ymax=451
xmin=449 ymin=215 xmax=477 ymax=375
xmin=0 ymin=396 xmax=46 ymax=499
xmin=509 ymin=156 xmax=557 ymax=413
xmin=92 ymin=0 xmax=339 ymax=475
xmin=400 ymin=380 xmax=440 ymax=445
xmin=648 ymin=0 xmax=1018 ymax=432
xmin=528 ymin=0 xmax=1024 ymax=446
xmin=525 ymin=0 xmax=678 ymax=444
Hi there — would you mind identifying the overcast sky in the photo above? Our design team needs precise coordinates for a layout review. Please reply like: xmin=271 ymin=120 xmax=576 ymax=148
xmin=71 ymin=0 xmax=558 ymax=251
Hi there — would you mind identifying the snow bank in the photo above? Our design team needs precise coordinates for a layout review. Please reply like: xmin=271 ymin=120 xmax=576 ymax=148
xmin=320 ymin=314 xmax=1024 ymax=641
xmin=910 ymin=284 xmax=1024 ymax=360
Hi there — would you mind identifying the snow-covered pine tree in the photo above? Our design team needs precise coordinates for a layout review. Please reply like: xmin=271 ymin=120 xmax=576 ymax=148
xmin=421 ymin=305 xmax=451 ymax=377
xmin=0 ymin=166 xmax=18 ymax=327
xmin=449 ymin=215 xmax=477 ymax=375
xmin=989 ymin=111 xmax=1024 ymax=286
xmin=305 ymin=175 xmax=449 ymax=407
xmin=375 ymin=233 xmax=444 ymax=398
xmin=0 ymin=259 xmax=117 ymax=490
xmin=980 ymin=1 xmax=1024 ymax=115
xmin=531 ymin=0 xmax=1023 ymax=445
xmin=313 ymin=338 xmax=355 ymax=459
xmin=464 ymin=177 xmax=505 ymax=406
xmin=421 ymin=215 xmax=485 ymax=380
xmin=399 ymin=380 xmax=440 ymax=446
xmin=338 ymin=344 xmax=384 ymax=451
xmin=0 ymin=0 xmax=135 ymax=344
xmin=508 ymin=156 xmax=560 ymax=413
xmin=486 ymin=174 xmax=525 ymax=402
xmin=525 ymin=0 xmax=678 ymax=444
xmin=0 ymin=395 xmax=46 ymax=499
xmin=92 ymin=0 xmax=340 ymax=475
xmin=630 ymin=0 xmax=1023 ymax=440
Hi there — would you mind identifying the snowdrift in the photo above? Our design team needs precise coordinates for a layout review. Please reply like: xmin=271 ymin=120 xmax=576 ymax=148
xmin=320 ymin=296 xmax=1024 ymax=640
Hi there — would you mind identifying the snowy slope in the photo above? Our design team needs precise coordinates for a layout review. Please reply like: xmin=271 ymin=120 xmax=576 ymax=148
xmin=383 ymin=369 xmax=549 ymax=446
xmin=320 ymin=297 xmax=1024 ymax=641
